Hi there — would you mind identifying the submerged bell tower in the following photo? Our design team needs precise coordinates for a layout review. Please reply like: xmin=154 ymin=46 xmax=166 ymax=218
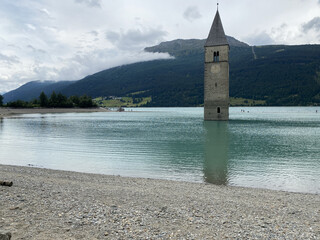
xmin=204 ymin=6 xmax=229 ymax=121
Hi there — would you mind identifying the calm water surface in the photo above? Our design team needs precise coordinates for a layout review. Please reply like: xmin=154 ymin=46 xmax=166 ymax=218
xmin=0 ymin=107 xmax=319 ymax=194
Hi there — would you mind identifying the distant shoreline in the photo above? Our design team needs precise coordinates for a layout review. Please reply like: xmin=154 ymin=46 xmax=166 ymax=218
xmin=0 ymin=107 xmax=110 ymax=117
xmin=0 ymin=164 xmax=319 ymax=239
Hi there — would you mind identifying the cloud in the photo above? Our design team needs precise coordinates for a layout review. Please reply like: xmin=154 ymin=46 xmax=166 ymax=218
xmin=0 ymin=53 xmax=21 ymax=65
xmin=302 ymin=17 xmax=320 ymax=32
xmin=2 ymin=49 xmax=172 ymax=87
xmin=1 ymin=0 xmax=320 ymax=93
xmin=0 ymin=42 xmax=172 ymax=93
xmin=40 ymin=8 xmax=51 ymax=17
xmin=106 ymin=28 xmax=167 ymax=50
xmin=105 ymin=31 xmax=120 ymax=43
xmin=89 ymin=30 xmax=99 ymax=36
xmin=26 ymin=23 xmax=36 ymax=31
xmin=0 ymin=1 xmax=172 ymax=93
xmin=244 ymin=31 xmax=275 ymax=46
xmin=183 ymin=6 xmax=202 ymax=22
xmin=62 ymin=49 xmax=173 ymax=80
xmin=74 ymin=0 xmax=101 ymax=8
xmin=27 ymin=45 xmax=46 ymax=54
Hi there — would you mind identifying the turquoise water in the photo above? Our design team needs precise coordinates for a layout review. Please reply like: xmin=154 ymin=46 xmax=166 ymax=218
xmin=0 ymin=107 xmax=319 ymax=194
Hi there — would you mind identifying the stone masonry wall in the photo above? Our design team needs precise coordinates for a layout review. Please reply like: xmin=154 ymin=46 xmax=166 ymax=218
xmin=204 ymin=45 xmax=229 ymax=121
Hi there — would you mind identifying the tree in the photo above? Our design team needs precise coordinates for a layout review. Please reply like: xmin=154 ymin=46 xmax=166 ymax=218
xmin=49 ymin=91 xmax=58 ymax=107
xmin=57 ymin=93 xmax=67 ymax=103
xmin=39 ymin=92 xmax=48 ymax=107
xmin=78 ymin=95 xmax=96 ymax=108
xmin=56 ymin=93 xmax=73 ymax=108
xmin=0 ymin=94 xmax=3 ymax=106
xmin=6 ymin=100 xmax=28 ymax=108
xmin=56 ymin=93 xmax=66 ymax=107
xmin=69 ymin=95 xmax=80 ymax=107
xmin=31 ymin=98 xmax=39 ymax=106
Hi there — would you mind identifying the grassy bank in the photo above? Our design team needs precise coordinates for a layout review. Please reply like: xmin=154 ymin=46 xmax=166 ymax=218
xmin=94 ymin=96 xmax=266 ymax=108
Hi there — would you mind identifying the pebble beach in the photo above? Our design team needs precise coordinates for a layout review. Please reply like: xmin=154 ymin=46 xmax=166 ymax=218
xmin=0 ymin=107 xmax=109 ymax=118
xmin=0 ymin=164 xmax=319 ymax=239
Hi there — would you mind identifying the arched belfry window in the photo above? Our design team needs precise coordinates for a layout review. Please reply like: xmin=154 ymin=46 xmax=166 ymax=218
xmin=214 ymin=51 xmax=220 ymax=62
xmin=217 ymin=107 xmax=221 ymax=114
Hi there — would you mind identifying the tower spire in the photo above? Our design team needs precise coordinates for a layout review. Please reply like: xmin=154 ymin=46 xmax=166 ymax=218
xmin=204 ymin=0 xmax=230 ymax=121
xmin=205 ymin=8 xmax=228 ymax=47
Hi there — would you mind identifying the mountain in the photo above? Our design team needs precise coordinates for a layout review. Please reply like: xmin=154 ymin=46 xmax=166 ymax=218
xmin=61 ymin=37 xmax=320 ymax=106
xmin=230 ymin=45 xmax=320 ymax=105
xmin=57 ymin=36 xmax=254 ymax=106
xmin=3 ymin=80 xmax=75 ymax=103
xmin=3 ymin=37 xmax=320 ymax=106
xmin=144 ymin=36 xmax=248 ymax=57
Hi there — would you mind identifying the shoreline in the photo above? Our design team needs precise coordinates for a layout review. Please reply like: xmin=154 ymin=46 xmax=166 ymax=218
xmin=0 ymin=107 xmax=110 ymax=117
xmin=0 ymin=164 xmax=319 ymax=239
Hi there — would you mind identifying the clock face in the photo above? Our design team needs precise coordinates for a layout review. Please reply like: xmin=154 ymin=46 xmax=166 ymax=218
xmin=211 ymin=64 xmax=220 ymax=74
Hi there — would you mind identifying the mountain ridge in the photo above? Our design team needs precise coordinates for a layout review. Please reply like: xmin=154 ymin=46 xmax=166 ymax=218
xmin=144 ymin=36 xmax=249 ymax=57
xmin=3 ymin=37 xmax=320 ymax=106
xmin=3 ymin=80 xmax=75 ymax=103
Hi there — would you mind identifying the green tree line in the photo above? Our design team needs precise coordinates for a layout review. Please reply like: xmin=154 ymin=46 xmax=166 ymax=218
xmin=0 ymin=94 xmax=3 ymax=107
xmin=4 ymin=91 xmax=96 ymax=108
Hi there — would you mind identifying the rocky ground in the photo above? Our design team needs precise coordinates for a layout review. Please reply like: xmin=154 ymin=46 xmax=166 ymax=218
xmin=0 ymin=164 xmax=319 ymax=239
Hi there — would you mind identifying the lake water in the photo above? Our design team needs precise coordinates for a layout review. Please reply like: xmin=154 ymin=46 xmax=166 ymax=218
xmin=0 ymin=107 xmax=319 ymax=194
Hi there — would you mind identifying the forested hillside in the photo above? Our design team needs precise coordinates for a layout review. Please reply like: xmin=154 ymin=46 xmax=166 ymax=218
xmin=3 ymin=80 xmax=75 ymax=103
xmin=230 ymin=45 xmax=320 ymax=105
xmin=3 ymin=37 xmax=320 ymax=106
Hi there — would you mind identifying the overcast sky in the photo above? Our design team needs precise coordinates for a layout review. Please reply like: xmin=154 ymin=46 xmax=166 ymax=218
xmin=1 ymin=0 xmax=320 ymax=93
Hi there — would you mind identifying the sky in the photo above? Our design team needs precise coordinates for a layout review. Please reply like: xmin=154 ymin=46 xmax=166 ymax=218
xmin=0 ymin=0 xmax=320 ymax=94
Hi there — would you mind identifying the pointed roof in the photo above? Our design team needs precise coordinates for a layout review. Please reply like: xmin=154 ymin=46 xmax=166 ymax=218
xmin=205 ymin=10 xmax=229 ymax=47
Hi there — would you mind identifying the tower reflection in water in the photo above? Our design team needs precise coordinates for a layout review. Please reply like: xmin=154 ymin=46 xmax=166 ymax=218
xmin=203 ymin=121 xmax=229 ymax=185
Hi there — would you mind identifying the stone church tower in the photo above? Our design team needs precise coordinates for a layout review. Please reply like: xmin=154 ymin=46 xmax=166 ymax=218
xmin=204 ymin=9 xmax=229 ymax=121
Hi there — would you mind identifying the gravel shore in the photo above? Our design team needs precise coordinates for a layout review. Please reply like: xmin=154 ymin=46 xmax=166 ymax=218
xmin=0 ymin=108 xmax=109 ymax=117
xmin=0 ymin=164 xmax=319 ymax=239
